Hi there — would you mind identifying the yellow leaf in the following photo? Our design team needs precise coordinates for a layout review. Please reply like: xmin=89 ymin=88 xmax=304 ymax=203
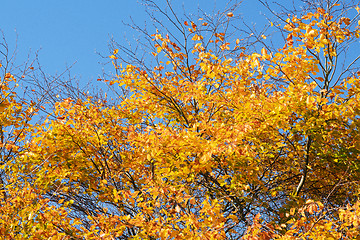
xmin=192 ymin=34 xmax=203 ymax=41
xmin=290 ymin=208 xmax=296 ymax=215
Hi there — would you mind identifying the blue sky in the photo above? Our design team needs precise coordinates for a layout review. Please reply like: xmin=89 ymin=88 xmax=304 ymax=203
xmin=1 ymin=0 xmax=268 ymax=84
xmin=3 ymin=0 xmax=358 ymax=94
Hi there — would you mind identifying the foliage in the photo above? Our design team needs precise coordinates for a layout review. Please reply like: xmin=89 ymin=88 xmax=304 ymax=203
xmin=1 ymin=1 xmax=360 ymax=239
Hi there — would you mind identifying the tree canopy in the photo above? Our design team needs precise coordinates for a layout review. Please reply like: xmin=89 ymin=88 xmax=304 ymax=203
xmin=1 ymin=0 xmax=360 ymax=239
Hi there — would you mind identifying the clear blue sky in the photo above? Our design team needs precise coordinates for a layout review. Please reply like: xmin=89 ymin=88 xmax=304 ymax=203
xmin=3 ymin=0 xmax=357 ymax=90
xmin=1 ymin=0 xmax=268 ymax=84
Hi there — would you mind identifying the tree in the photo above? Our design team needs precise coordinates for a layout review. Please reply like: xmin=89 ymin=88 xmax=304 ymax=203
xmin=1 ymin=0 xmax=360 ymax=239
